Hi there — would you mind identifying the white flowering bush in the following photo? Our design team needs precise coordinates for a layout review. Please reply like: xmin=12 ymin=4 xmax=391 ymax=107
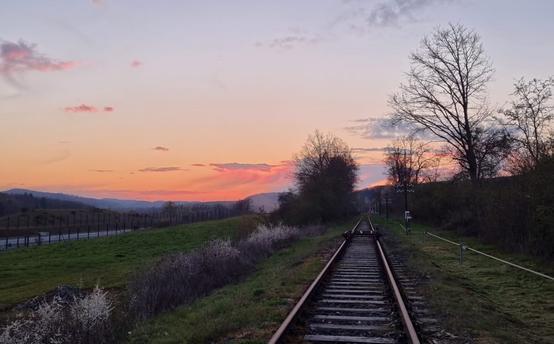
xmin=129 ymin=239 xmax=246 ymax=319
xmin=71 ymin=286 xmax=113 ymax=340
xmin=237 ymin=224 xmax=300 ymax=263
xmin=128 ymin=223 xmax=324 ymax=320
xmin=0 ymin=287 xmax=112 ymax=344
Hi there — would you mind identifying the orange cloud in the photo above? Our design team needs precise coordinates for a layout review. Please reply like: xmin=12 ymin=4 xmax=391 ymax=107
xmin=153 ymin=146 xmax=169 ymax=151
xmin=89 ymin=169 xmax=114 ymax=173
xmin=210 ymin=162 xmax=275 ymax=172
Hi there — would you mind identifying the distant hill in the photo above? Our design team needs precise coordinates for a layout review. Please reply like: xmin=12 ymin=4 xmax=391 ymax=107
xmin=246 ymin=192 xmax=281 ymax=212
xmin=0 ymin=192 xmax=93 ymax=218
xmin=4 ymin=189 xmax=170 ymax=211
xmin=3 ymin=189 xmax=238 ymax=212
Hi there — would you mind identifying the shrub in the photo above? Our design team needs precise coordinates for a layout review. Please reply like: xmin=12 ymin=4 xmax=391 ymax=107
xmin=0 ymin=286 xmax=113 ymax=344
xmin=128 ymin=224 xmax=309 ymax=320
xmin=128 ymin=239 xmax=246 ymax=320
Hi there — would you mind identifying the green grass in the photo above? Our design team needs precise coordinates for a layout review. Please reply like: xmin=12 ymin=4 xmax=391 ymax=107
xmin=375 ymin=216 xmax=554 ymax=344
xmin=0 ymin=216 xmax=257 ymax=309
xmin=127 ymin=219 xmax=355 ymax=344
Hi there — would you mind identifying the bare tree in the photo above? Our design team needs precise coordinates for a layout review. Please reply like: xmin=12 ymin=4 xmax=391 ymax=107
xmin=501 ymin=77 xmax=554 ymax=172
xmin=384 ymin=136 xmax=438 ymax=211
xmin=390 ymin=24 xmax=508 ymax=182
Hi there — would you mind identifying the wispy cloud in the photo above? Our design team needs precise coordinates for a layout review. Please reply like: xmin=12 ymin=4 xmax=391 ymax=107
xmin=89 ymin=169 xmax=114 ymax=173
xmin=64 ymin=104 xmax=114 ymax=113
xmin=130 ymin=60 xmax=142 ymax=68
xmin=367 ymin=0 xmax=455 ymax=27
xmin=191 ymin=163 xmax=205 ymax=167
xmin=41 ymin=150 xmax=71 ymax=165
xmin=345 ymin=117 xmax=416 ymax=139
xmin=210 ymin=162 xmax=275 ymax=172
xmin=0 ymin=40 xmax=77 ymax=87
xmin=152 ymin=146 xmax=169 ymax=152
xmin=255 ymin=29 xmax=322 ymax=50
xmin=332 ymin=0 xmax=458 ymax=35
xmin=138 ymin=166 xmax=186 ymax=172
xmin=352 ymin=147 xmax=388 ymax=153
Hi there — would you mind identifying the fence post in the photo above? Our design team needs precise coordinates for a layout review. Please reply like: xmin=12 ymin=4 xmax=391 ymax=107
xmin=459 ymin=242 xmax=465 ymax=264
xmin=5 ymin=236 xmax=8 ymax=250
xmin=49 ymin=232 xmax=51 ymax=244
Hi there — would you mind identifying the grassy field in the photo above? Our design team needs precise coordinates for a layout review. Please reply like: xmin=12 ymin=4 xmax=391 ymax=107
xmin=0 ymin=216 xmax=257 ymax=309
xmin=374 ymin=216 xmax=554 ymax=344
xmin=127 ymin=219 xmax=355 ymax=344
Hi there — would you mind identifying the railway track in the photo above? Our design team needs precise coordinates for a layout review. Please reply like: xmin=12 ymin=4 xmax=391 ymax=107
xmin=269 ymin=216 xmax=422 ymax=344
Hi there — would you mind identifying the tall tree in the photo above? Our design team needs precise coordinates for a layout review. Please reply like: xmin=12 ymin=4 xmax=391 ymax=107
xmin=292 ymin=131 xmax=358 ymax=222
xmin=390 ymin=24 xmax=508 ymax=182
xmin=501 ymin=77 xmax=554 ymax=172
xmin=384 ymin=136 xmax=438 ymax=211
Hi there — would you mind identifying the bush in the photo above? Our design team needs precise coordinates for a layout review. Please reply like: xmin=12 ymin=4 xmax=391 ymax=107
xmin=128 ymin=223 xmax=311 ymax=320
xmin=128 ymin=239 xmax=247 ymax=319
xmin=0 ymin=286 xmax=113 ymax=344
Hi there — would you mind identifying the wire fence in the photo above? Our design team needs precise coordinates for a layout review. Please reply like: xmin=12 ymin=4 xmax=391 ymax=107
xmin=423 ymin=230 xmax=554 ymax=281
xmin=0 ymin=207 xmax=242 ymax=252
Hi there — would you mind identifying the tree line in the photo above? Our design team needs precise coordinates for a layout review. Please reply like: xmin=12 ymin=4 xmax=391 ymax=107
xmin=381 ymin=24 xmax=553 ymax=258
xmin=271 ymin=24 xmax=552 ymax=258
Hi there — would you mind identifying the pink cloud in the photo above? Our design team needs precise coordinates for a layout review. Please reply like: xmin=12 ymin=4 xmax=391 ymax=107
xmin=64 ymin=104 xmax=114 ymax=113
xmin=130 ymin=60 xmax=142 ymax=68
xmin=0 ymin=40 xmax=77 ymax=78
xmin=194 ymin=161 xmax=293 ymax=194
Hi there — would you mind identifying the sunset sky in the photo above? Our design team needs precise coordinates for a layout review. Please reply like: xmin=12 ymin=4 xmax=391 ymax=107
xmin=1 ymin=0 xmax=553 ymax=201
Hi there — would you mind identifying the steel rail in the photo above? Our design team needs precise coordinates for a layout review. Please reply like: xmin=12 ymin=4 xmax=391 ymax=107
xmin=375 ymin=239 xmax=421 ymax=344
xmin=268 ymin=217 xmax=362 ymax=344
xmin=368 ymin=216 xmax=421 ymax=344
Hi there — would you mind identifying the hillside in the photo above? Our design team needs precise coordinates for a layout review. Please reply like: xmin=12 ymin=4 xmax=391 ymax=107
xmin=4 ymin=188 xmax=280 ymax=212
xmin=246 ymin=192 xmax=281 ymax=212
xmin=4 ymin=189 xmax=170 ymax=211
xmin=0 ymin=192 xmax=93 ymax=218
